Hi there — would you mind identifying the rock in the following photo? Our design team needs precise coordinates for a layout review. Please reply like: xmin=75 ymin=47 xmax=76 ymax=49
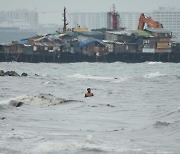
xmin=0 ymin=70 xmax=28 ymax=77
xmin=107 ymin=104 xmax=115 ymax=107
xmin=0 ymin=70 xmax=5 ymax=76
xmin=21 ymin=72 xmax=28 ymax=76
xmin=1 ymin=117 xmax=6 ymax=120
xmin=4 ymin=71 xmax=20 ymax=76
xmin=9 ymin=100 xmax=23 ymax=107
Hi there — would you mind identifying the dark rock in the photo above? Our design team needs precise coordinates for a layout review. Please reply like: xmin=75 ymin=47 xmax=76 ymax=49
xmin=107 ymin=104 xmax=115 ymax=107
xmin=9 ymin=100 xmax=23 ymax=107
xmin=113 ymin=129 xmax=119 ymax=131
xmin=1 ymin=117 xmax=6 ymax=120
xmin=4 ymin=71 xmax=20 ymax=76
xmin=21 ymin=72 xmax=28 ymax=76
xmin=0 ymin=70 xmax=5 ymax=76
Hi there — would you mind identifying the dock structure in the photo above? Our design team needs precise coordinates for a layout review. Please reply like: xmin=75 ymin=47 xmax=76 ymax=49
xmin=0 ymin=9 xmax=180 ymax=63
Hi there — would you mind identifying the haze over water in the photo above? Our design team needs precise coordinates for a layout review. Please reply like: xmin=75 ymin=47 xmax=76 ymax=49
xmin=0 ymin=62 xmax=180 ymax=154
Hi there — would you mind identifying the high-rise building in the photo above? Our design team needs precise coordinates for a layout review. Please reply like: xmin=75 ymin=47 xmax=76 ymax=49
xmin=67 ymin=12 xmax=140 ymax=31
xmin=66 ymin=8 xmax=180 ymax=38
xmin=0 ymin=9 xmax=39 ymax=30
xmin=0 ymin=10 xmax=38 ymax=42
xmin=152 ymin=7 xmax=180 ymax=37
xmin=119 ymin=12 xmax=141 ymax=30
xmin=67 ymin=12 xmax=107 ymax=30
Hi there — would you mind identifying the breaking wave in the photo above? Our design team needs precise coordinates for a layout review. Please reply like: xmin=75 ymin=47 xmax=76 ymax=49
xmin=68 ymin=73 xmax=113 ymax=80
xmin=147 ymin=62 xmax=163 ymax=65
xmin=0 ymin=93 xmax=79 ymax=108
xmin=144 ymin=72 xmax=166 ymax=78
xmin=32 ymin=135 xmax=142 ymax=154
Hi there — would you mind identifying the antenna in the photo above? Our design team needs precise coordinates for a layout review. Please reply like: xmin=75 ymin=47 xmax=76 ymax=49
xmin=63 ymin=7 xmax=68 ymax=33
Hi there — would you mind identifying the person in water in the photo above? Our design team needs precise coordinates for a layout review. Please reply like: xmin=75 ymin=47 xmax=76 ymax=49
xmin=85 ymin=88 xmax=94 ymax=97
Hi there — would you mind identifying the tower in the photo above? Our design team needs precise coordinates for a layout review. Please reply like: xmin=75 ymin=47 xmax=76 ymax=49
xmin=107 ymin=4 xmax=120 ymax=30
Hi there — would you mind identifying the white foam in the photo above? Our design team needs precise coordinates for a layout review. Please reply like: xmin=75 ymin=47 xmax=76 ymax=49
xmin=43 ymin=81 xmax=51 ymax=85
xmin=32 ymin=137 xmax=142 ymax=154
xmin=32 ymin=137 xmax=108 ymax=153
xmin=148 ymin=62 xmax=163 ymax=65
xmin=0 ymin=95 xmax=27 ymax=105
xmin=21 ymin=94 xmax=67 ymax=106
xmin=144 ymin=72 xmax=166 ymax=78
xmin=0 ymin=94 xmax=69 ymax=107
xmin=68 ymin=73 xmax=113 ymax=80
xmin=32 ymin=136 xmax=107 ymax=153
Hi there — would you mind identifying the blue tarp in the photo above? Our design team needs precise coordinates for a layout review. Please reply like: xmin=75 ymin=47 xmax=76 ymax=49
xmin=80 ymin=40 xmax=94 ymax=47
xmin=80 ymin=39 xmax=104 ymax=47
xmin=18 ymin=40 xmax=28 ymax=45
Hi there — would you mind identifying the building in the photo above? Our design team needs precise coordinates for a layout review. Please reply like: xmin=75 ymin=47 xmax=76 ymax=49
xmin=119 ymin=12 xmax=141 ymax=30
xmin=67 ymin=12 xmax=107 ymax=30
xmin=0 ymin=9 xmax=39 ymax=30
xmin=0 ymin=10 xmax=38 ymax=42
xmin=67 ymin=12 xmax=141 ymax=31
xmin=152 ymin=7 xmax=180 ymax=37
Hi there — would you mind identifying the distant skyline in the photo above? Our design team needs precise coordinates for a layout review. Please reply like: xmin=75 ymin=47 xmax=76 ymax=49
xmin=0 ymin=0 xmax=180 ymax=24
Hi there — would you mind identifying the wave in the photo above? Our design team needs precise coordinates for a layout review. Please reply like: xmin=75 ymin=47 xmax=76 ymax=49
xmin=32 ymin=135 xmax=142 ymax=154
xmin=68 ymin=73 xmax=114 ymax=80
xmin=0 ymin=93 xmax=79 ymax=108
xmin=68 ymin=73 xmax=129 ymax=84
xmin=147 ymin=62 xmax=163 ymax=65
xmin=144 ymin=72 xmax=166 ymax=79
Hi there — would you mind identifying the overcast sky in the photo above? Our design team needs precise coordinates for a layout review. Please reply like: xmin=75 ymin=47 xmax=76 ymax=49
xmin=0 ymin=0 xmax=180 ymax=24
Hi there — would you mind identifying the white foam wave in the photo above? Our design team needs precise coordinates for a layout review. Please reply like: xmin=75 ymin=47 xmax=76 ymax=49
xmin=0 ymin=94 xmax=76 ymax=107
xmin=144 ymin=72 xmax=166 ymax=78
xmin=0 ymin=95 xmax=27 ymax=105
xmin=148 ymin=62 xmax=163 ymax=65
xmin=32 ymin=135 xmax=142 ymax=153
xmin=20 ymin=93 xmax=73 ymax=106
xmin=68 ymin=73 xmax=113 ymax=80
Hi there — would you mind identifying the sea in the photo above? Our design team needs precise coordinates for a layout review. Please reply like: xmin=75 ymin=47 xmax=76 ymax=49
xmin=0 ymin=61 xmax=180 ymax=154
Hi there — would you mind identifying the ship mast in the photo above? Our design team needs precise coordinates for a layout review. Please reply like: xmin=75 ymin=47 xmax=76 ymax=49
xmin=63 ymin=7 xmax=68 ymax=33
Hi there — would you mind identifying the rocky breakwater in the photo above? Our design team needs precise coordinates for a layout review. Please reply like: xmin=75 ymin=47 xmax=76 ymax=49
xmin=0 ymin=70 xmax=28 ymax=77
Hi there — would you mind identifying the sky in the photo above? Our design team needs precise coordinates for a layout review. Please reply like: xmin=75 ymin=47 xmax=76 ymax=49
xmin=0 ymin=0 xmax=180 ymax=24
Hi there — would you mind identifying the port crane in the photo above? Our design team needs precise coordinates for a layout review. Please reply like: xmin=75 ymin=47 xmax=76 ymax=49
xmin=138 ymin=13 xmax=163 ymax=30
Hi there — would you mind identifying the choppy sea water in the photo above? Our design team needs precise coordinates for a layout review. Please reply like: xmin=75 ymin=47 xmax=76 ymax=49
xmin=0 ymin=61 xmax=180 ymax=154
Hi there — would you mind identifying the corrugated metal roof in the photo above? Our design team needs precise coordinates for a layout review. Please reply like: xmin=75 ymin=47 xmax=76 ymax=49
xmin=146 ymin=27 xmax=171 ymax=33
xmin=133 ymin=30 xmax=153 ymax=37
xmin=106 ymin=30 xmax=133 ymax=36
xmin=79 ymin=37 xmax=104 ymax=47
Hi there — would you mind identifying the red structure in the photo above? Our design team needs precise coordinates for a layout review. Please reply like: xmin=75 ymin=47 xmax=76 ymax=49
xmin=138 ymin=13 xmax=163 ymax=30
xmin=107 ymin=4 xmax=120 ymax=30
xmin=112 ymin=4 xmax=119 ymax=30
